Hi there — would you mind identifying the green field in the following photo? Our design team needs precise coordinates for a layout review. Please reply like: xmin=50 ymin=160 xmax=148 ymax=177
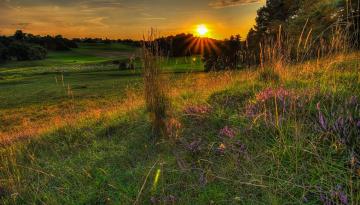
xmin=0 ymin=44 xmax=359 ymax=204
xmin=0 ymin=43 xmax=203 ymax=136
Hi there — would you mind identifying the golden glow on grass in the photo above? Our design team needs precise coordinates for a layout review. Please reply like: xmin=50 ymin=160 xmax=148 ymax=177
xmin=195 ymin=24 xmax=210 ymax=37
xmin=2 ymin=53 xmax=358 ymax=144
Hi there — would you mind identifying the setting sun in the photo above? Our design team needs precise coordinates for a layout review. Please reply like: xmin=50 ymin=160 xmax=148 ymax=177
xmin=196 ymin=24 xmax=209 ymax=37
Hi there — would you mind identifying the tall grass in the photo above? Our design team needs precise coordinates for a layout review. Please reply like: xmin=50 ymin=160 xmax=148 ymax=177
xmin=142 ymin=30 xmax=170 ymax=141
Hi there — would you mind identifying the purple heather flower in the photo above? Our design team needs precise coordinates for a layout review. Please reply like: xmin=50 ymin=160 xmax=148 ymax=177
xmin=338 ymin=191 xmax=348 ymax=205
xmin=184 ymin=105 xmax=211 ymax=116
xmin=357 ymin=120 xmax=360 ymax=129
xmin=219 ymin=126 xmax=236 ymax=138
xmin=318 ymin=111 xmax=328 ymax=131
xmin=234 ymin=141 xmax=247 ymax=153
xmin=187 ymin=140 xmax=201 ymax=153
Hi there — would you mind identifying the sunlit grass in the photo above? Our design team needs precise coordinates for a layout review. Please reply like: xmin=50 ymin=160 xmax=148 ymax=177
xmin=0 ymin=47 xmax=359 ymax=204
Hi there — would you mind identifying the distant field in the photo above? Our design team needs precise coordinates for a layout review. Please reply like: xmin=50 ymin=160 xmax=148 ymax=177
xmin=0 ymin=43 xmax=138 ymax=68
xmin=0 ymin=43 xmax=204 ymax=139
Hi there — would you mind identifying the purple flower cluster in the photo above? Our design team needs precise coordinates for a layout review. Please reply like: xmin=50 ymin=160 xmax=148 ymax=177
xmin=316 ymin=102 xmax=328 ymax=131
xmin=219 ymin=126 xmax=236 ymax=139
xmin=316 ymin=96 xmax=360 ymax=145
xmin=184 ymin=104 xmax=211 ymax=116
xmin=246 ymin=87 xmax=296 ymax=126
xmin=320 ymin=185 xmax=349 ymax=205
xmin=186 ymin=139 xmax=202 ymax=154
xmin=216 ymin=125 xmax=248 ymax=158
xmin=314 ymin=185 xmax=349 ymax=205
xmin=233 ymin=141 xmax=247 ymax=154
xmin=255 ymin=87 xmax=291 ymax=102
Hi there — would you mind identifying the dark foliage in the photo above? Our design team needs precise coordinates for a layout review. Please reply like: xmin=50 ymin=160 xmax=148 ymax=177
xmin=0 ymin=30 xmax=81 ymax=62
xmin=156 ymin=33 xmax=201 ymax=57
xmin=10 ymin=30 xmax=78 ymax=51
xmin=0 ymin=42 xmax=9 ymax=62
xmin=203 ymin=35 xmax=243 ymax=71
xmin=8 ymin=42 xmax=47 ymax=61
xmin=78 ymin=37 xmax=141 ymax=47
xmin=203 ymin=0 xmax=360 ymax=71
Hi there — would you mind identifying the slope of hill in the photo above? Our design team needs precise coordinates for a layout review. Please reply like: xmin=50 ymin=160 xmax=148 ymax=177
xmin=0 ymin=52 xmax=359 ymax=204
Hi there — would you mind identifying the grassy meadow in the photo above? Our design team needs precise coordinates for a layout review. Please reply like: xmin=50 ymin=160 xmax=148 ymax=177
xmin=0 ymin=41 xmax=359 ymax=204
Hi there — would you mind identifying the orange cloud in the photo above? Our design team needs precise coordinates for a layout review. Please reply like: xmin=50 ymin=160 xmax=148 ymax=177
xmin=209 ymin=0 xmax=261 ymax=8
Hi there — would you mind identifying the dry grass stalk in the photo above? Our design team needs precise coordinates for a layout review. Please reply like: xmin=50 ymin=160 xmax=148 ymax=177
xmin=142 ymin=29 xmax=169 ymax=141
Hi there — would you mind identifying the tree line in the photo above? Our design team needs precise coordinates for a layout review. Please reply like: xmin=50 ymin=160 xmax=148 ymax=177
xmin=152 ymin=0 xmax=359 ymax=71
xmin=0 ymin=30 xmax=141 ymax=63
xmin=0 ymin=30 xmax=78 ymax=62
xmin=204 ymin=0 xmax=360 ymax=71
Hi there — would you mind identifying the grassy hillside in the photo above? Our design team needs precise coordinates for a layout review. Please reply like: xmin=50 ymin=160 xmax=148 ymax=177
xmin=0 ymin=51 xmax=359 ymax=204
xmin=0 ymin=43 xmax=203 ymax=143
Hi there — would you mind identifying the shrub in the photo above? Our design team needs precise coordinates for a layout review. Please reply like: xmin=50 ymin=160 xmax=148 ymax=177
xmin=8 ymin=42 xmax=47 ymax=61
xmin=0 ymin=43 xmax=9 ymax=62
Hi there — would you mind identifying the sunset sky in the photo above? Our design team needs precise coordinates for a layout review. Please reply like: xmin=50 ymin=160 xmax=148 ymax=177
xmin=0 ymin=0 xmax=265 ymax=39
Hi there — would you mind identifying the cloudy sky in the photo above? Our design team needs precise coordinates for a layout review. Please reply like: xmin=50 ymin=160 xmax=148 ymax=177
xmin=0 ymin=0 xmax=265 ymax=39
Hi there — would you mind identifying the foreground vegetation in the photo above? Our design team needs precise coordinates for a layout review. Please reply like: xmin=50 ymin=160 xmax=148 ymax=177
xmin=0 ymin=51 xmax=358 ymax=204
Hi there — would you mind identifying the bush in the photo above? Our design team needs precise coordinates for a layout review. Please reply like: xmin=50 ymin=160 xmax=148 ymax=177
xmin=0 ymin=43 xmax=9 ymax=62
xmin=8 ymin=42 xmax=47 ymax=61
xmin=28 ymin=45 xmax=47 ymax=60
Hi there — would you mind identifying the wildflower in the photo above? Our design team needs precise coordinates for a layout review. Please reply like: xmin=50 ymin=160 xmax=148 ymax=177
xmin=246 ymin=87 xmax=297 ymax=126
xmin=330 ymin=185 xmax=349 ymax=205
xmin=318 ymin=112 xmax=327 ymax=131
xmin=234 ymin=141 xmax=247 ymax=153
xmin=187 ymin=140 xmax=202 ymax=154
xmin=319 ymin=193 xmax=331 ymax=205
xmin=316 ymin=102 xmax=327 ymax=131
xmin=184 ymin=105 xmax=211 ymax=116
xmin=338 ymin=191 xmax=348 ymax=205
xmin=216 ymin=143 xmax=226 ymax=155
xmin=357 ymin=120 xmax=360 ymax=129
xmin=255 ymin=87 xmax=290 ymax=102
xmin=219 ymin=126 xmax=236 ymax=139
